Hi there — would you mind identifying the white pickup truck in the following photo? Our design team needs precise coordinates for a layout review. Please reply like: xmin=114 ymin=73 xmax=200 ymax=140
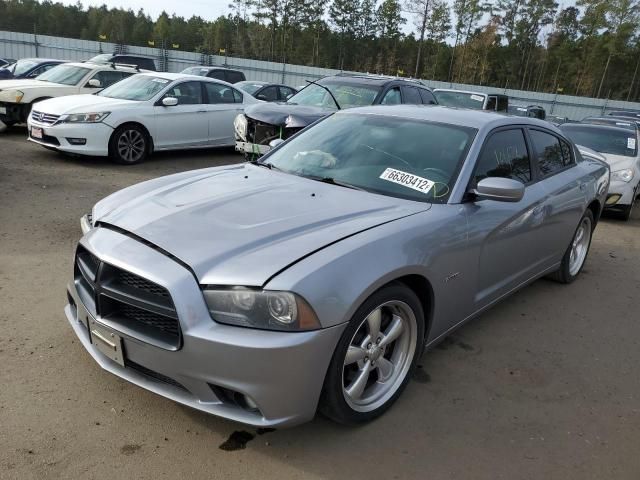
xmin=0 ymin=62 xmax=143 ymax=128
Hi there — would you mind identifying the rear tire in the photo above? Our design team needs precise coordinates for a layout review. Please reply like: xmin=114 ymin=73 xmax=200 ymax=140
xmin=109 ymin=124 xmax=149 ymax=165
xmin=549 ymin=209 xmax=594 ymax=284
xmin=319 ymin=283 xmax=425 ymax=425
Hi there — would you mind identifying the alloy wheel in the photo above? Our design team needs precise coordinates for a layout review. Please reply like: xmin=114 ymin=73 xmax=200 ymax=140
xmin=117 ymin=129 xmax=145 ymax=163
xmin=342 ymin=300 xmax=418 ymax=413
xmin=569 ymin=216 xmax=592 ymax=276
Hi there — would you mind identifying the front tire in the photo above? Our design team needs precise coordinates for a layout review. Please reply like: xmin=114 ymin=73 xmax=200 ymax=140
xmin=549 ymin=209 xmax=594 ymax=284
xmin=618 ymin=185 xmax=637 ymax=221
xmin=109 ymin=124 xmax=149 ymax=165
xmin=320 ymin=283 xmax=425 ymax=425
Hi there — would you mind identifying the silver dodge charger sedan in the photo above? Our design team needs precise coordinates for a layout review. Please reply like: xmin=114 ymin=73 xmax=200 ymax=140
xmin=66 ymin=106 xmax=609 ymax=427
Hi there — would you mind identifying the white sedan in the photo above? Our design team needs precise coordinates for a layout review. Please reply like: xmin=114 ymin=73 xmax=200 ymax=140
xmin=27 ymin=73 xmax=259 ymax=164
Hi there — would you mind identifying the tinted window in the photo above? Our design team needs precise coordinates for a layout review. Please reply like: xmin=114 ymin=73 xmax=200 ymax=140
xmin=560 ymin=139 xmax=573 ymax=166
xmin=207 ymin=70 xmax=226 ymax=80
xmin=402 ymin=86 xmax=422 ymax=104
xmin=419 ymin=88 xmax=437 ymax=105
xmin=474 ymin=129 xmax=531 ymax=185
xmin=258 ymin=86 xmax=278 ymax=101
xmin=529 ymin=130 xmax=566 ymax=176
xmin=381 ymin=87 xmax=401 ymax=105
xmin=165 ymin=81 xmax=203 ymax=104
xmin=486 ymin=96 xmax=497 ymax=111
xmin=233 ymin=89 xmax=243 ymax=103
xmin=225 ymin=71 xmax=245 ymax=83
xmin=204 ymin=82 xmax=236 ymax=104
xmin=497 ymin=96 xmax=508 ymax=112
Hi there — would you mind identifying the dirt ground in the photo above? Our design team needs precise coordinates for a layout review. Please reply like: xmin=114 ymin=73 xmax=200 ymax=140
xmin=1 ymin=126 xmax=639 ymax=480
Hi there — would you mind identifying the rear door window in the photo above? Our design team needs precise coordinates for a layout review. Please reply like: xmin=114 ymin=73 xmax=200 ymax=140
xmin=204 ymin=82 xmax=237 ymax=104
xmin=473 ymin=129 xmax=531 ymax=186
xmin=258 ymin=86 xmax=278 ymax=102
xmin=529 ymin=129 xmax=568 ymax=176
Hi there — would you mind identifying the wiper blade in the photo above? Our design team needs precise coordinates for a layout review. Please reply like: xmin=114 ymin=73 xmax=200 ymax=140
xmin=308 ymin=175 xmax=366 ymax=191
xmin=248 ymin=159 xmax=280 ymax=171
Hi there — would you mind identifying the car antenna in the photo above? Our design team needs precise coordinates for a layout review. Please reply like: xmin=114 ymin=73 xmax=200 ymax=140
xmin=305 ymin=79 xmax=341 ymax=110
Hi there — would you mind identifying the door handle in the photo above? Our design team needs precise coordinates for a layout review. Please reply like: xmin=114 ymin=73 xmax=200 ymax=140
xmin=197 ymin=110 xmax=207 ymax=113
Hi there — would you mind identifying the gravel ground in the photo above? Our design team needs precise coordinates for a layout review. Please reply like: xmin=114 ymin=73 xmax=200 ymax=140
xmin=1 ymin=126 xmax=639 ymax=480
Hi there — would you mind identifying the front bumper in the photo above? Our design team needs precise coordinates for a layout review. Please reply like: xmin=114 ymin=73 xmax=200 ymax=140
xmin=65 ymin=226 xmax=345 ymax=427
xmin=27 ymin=118 xmax=112 ymax=156
xmin=0 ymin=101 xmax=26 ymax=124
xmin=235 ymin=140 xmax=271 ymax=156
xmin=604 ymin=179 xmax=638 ymax=208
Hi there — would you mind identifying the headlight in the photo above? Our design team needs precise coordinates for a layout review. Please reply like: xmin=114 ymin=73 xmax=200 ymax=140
xmin=612 ymin=168 xmax=634 ymax=183
xmin=203 ymin=287 xmax=320 ymax=331
xmin=0 ymin=89 xmax=24 ymax=103
xmin=80 ymin=213 xmax=93 ymax=234
xmin=61 ymin=112 xmax=110 ymax=123
xmin=234 ymin=114 xmax=248 ymax=141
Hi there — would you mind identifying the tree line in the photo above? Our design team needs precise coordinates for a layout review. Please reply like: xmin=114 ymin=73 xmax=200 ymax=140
xmin=1 ymin=0 xmax=640 ymax=101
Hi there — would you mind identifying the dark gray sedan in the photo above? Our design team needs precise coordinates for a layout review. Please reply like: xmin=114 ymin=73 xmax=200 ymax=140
xmin=67 ymin=106 xmax=609 ymax=427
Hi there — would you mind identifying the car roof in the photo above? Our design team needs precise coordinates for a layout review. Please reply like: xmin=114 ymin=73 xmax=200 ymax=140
xmin=321 ymin=74 xmax=429 ymax=88
xmin=137 ymin=71 xmax=236 ymax=84
xmin=186 ymin=65 xmax=242 ymax=72
xmin=561 ymin=123 xmax=634 ymax=135
xmin=340 ymin=105 xmax=555 ymax=131
xmin=71 ymin=61 xmax=146 ymax=72
xmin=17 ymin=58 xmax=62 ymax=63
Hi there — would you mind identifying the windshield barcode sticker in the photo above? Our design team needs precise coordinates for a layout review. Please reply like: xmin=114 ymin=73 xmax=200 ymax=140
xmin=628 ymin=138 xmax=636 ymax=150
xmin=470 ymin=94 xmax=484 ymax=102
xmin=379 ymin=168 xmax=434 ymax=195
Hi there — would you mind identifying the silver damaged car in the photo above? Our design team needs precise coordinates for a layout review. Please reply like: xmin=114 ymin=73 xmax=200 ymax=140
xmin=66 ymin=106 xmax=609 ymax=427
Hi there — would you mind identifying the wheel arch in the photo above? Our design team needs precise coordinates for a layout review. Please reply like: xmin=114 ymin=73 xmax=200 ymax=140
xmin=386 ymin=274 xmax=434 ymax=342
xmin=587 ymin=199 xmax=602 ymax=226
xmin=109 ymin=121 xmax=155 ymax=154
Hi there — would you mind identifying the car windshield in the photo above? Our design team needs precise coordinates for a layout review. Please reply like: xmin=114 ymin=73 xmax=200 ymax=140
xmin=262 ymin=113 xmax=476 ymax=203
xmin=98 ymin=75 xmax=169 ymax=101
xmin=181 ymin=67 xmax=212 ymax=77
xmin=36 ymin=65 xmax=91 ymax=85
xmin=12 ymin=59 xmax=39 ymax=76
xmin=236 ymin=81 xmax=266 ymax=94
xmin=561 ymin=125 xmax=638 ymax=157
xmin=434 ymin=91 xmax=486 ymax=109
xmin=88 ymin=54 xmax=112 ymax=63
xmin=583 ymin=118 xmax=637 ymax=131
xmin=287 ymin=82 xmax=380 ymax=110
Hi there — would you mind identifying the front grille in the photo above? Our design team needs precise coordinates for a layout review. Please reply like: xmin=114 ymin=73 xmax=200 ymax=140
xmin=246 ymin=118 xmax=302 ymax=145
xmin=73 ymin=246 xmax=181 ymax=348
xmin=31 ymin=110 xmax=61 ymax=124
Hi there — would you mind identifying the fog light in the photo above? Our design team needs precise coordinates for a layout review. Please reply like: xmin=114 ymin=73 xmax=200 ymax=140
xmin=66 ymin=137 xmax=87 ymax=145
xmin=606 ymin=194 xmax=622 ymax=205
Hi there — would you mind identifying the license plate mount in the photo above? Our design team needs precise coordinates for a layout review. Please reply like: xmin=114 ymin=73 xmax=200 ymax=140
xmin=89 ymin=320 xmax=125 ymax=366
xmin=31 ymin=127 xmax=43 ymax=139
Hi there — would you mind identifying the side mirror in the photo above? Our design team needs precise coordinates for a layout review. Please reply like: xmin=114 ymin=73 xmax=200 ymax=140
xmin=162 ymin=97 xmax=179 ymax=107
xmin=87 ymin=78 xmax=102 ymax=88
xmin=285 ymin=93 xmax=294 ymax=100
xmin=472 ymin=177 xmax=524 ymax=202
xmin=269 ymin=138 xmax=285 ymax=148
xmin=256 ymin=93 xmax=267 ymax=101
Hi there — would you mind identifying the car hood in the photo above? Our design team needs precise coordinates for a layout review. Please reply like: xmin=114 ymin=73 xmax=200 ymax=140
xmin=34 ymin=94 xmax=137 ymax=114
xmin=243 ymin=102 xmax=332 ymax=127
xmin=0 ymin=79 xmax=70 ymax=90
xmin=600 ymin=152 xmax=637 ymax=171
xmin=94 ymin=164 xmax=429 ymax=286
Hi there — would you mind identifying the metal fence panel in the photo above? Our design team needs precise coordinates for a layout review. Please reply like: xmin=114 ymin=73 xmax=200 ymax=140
xmin=2 ymin=30 xmax=640 ymax=119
